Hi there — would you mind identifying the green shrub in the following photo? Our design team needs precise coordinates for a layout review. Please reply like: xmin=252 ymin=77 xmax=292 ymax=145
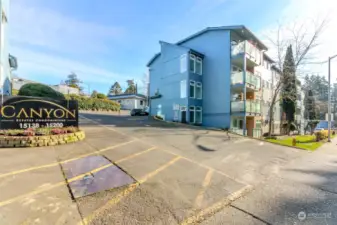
xmin=315 ymin=131 xmax=327 ymax=141
xmin=18 ymin=83 xmax=65 ymax=100
xmin=265 ymin=136 xmax=277 ymax=140
xmin=65 ymin=94 xmax=120 ymax=111
xmin=96 ymin=93 xmax=107 ymax=99
xmin=155 ymin=115 xmax=163 ymax=120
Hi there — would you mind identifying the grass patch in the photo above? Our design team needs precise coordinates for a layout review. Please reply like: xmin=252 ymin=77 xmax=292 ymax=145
xmin=266 ymin=134 xmax=337 ymax=151
xmin=267 ymin=137 xmax=322 ymax=151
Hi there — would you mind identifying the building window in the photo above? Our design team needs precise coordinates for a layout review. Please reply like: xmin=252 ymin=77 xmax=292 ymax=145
xmin=190 ymin=54 xmax=196 ymax=73
xmin=239 ymin=120 xmax=243 ymax=129
xmin=180 ymin=80 xmax=187 ymax=98
xmin=196 ymin=106 xmax=202 ymax=124
xmin=196 ymin=57 xmax=202 ymax=75
xmin=256 ymin=120 xmax=261 ymax=129
xmin=189 ymin=106 xmax=195 ymax=123
xmin=140 ymin=100 xmax=144 ymax=106
xmin=190 ymin=81 xmax=195 ymax=98
xmin=196 ymin=82 xmax=202 ymax=99
xmin=233 ymin=119 xmax=238 ymax=127
xmin=180 ymin=54 xmax=187 ymax=73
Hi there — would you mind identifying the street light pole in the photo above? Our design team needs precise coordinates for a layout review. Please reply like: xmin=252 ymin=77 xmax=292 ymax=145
xmin=328 ymin=54 xmax=337 ymax=142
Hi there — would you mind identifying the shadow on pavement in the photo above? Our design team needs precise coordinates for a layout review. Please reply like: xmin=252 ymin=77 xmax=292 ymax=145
xmin=230 ymin=166 xmax=337 ymax=225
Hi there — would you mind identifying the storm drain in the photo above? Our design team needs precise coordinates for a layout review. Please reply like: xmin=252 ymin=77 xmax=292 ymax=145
xmin=61 ymin=155 xmax=135 ymax=198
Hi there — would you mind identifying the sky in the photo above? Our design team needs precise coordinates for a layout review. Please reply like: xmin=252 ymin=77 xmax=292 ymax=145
xmin=8 ymin=0 xmax=337 ymax=95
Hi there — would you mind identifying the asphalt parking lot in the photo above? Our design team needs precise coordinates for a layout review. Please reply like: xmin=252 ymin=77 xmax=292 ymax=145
xmin=0 ymin=113 xmax=306 ymax=224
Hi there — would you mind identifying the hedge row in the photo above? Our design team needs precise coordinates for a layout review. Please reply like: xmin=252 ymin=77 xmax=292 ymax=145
xmin=65 ymin=94 xmax=120 ymax=111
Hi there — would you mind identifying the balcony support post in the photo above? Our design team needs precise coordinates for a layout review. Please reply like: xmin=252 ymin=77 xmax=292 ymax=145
xmin=243 ymin=43 xmax=247 ymax=136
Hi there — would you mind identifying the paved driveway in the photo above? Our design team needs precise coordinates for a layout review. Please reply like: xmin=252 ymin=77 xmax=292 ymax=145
xmin=0 ymin=112 xmax=306 ymax=225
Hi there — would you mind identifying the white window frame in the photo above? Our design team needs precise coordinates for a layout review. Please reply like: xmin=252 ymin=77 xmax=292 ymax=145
xmin=196 ymin=106 xmax=202 ymax=124
xmin=196 ymin=57 xmax=202 ymax=75
xmin=180 ymin=80 xmax=187 ymax=98
xmin=189 ymin=106 xmax=195 ymax=123
xmin=190 ymin=80 xmax=195 ymax=98
xmin=196 ymin=82 xmax=202 ymax=99
xmin=190 ymin=54 xmax=196 ymax=73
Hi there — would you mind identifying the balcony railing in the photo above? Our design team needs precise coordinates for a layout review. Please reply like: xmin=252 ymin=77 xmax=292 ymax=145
xmin=246 ymin=100 xmax=261 ymax=114
xmin=231 ymin=71 xmax=261 ymax=90
xmin=253 ymin=128 xmax=262 ymax=138
xmin=231 ymin=41 xmax=262 ymax=65
xmin=230 ymin=128 xmax=245 ymax=136
xmin=231 ymin=100 xmax=261 ymax=114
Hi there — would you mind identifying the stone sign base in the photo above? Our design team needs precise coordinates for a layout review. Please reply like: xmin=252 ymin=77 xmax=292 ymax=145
xmin=0 ymin=131 xmax=85 ymax=148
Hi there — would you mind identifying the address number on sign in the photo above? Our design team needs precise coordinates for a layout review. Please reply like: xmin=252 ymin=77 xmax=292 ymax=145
xmin=46 ymin=123 xmax=64 ymax=128
xmin=19 ymin=123 xmax=40 ymax=129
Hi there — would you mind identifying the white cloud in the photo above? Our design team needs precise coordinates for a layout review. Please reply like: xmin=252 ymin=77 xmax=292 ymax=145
xmin=8 ymin=0 xmax=128 ymax=88
xmin=9 ymin=0 xmax=125 ymax=54
xmin=10 ymin=47 xmax=130 ymax=85
xmin=260 ymin=0 xmax=337 ymax=80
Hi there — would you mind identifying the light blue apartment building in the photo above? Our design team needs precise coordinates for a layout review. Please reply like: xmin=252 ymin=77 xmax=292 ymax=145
xmin=147 ymin=25 xmax=270 ymax=137
xmin=0 ymin=0 xmax=17 ymax=96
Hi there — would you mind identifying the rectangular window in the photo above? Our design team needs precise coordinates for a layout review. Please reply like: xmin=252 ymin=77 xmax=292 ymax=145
xmin=190 ymin=54 xmax=196 ymax=73
xmin=189 ymin=106 xmax=195 ymax=123
xmin=239 ymin=120 xmax=243 ymax=129
xmin=180 ymin=80 xmax=187 ymax=98
xmin=233 ymin=119 xmax=238 ymax=127
xmin=140 ymin=100 xmax=144 ymax=106
xmin=256 ymin=120 xmax=261 ymax=129
xmin=180 ymin=54 xmax=187 ymax=73
xmin=196 ymin=57 xmax=202 ymax=75
xmin=190 ymin=81 xmax=195 ymax=98
xmin=196 ymin=82 xmax=202 ymax=99
xmin=196 ymin=106 xmax=202 ymax=124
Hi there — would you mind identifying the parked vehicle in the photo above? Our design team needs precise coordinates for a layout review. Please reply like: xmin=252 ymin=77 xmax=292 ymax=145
xmin=130 ymin=109 xmax=149 ymax=116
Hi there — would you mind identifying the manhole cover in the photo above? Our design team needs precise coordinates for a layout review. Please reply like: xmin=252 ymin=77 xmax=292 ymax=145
xmin=62 ymin=156 xmax=135 ymax=198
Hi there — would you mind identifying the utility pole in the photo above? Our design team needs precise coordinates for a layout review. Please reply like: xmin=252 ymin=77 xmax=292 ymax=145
xmin=328 ymin=54 xmax=337 ymax=142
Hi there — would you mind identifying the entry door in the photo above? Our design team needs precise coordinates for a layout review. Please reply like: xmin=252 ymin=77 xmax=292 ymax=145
xmin=181 ymin=111 xmax=187 ymax=123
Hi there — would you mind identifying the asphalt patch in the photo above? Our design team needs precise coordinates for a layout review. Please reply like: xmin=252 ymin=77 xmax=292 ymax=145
xmin=61 ymin=155 xmax=135 ymax=198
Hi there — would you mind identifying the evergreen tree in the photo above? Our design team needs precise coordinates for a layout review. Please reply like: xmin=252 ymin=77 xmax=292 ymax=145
xmin=108 ymin=82 xmax=122 ymax=95
xmin=91 ymin=90 xmax=98 ymax=98
xmin=124 ymin=80 xmax=137 ymax=94
xmin=304 ymin=90 xmax=319 ymax=133
xmin=282 ymin=45 xmax=297 ymax=134
xmin=65 ymin=72 xmax=82 ymax=90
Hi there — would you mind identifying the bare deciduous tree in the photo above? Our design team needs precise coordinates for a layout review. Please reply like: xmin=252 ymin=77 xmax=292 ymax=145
xmin=265 ymin=19 xmax=326 ymax=137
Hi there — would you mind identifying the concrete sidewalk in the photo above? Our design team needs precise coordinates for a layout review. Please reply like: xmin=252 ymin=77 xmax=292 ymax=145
xmin=202 ymin=139 xmax=337 ymax=225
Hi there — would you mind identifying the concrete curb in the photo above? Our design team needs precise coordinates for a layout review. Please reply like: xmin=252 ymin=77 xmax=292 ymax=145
xmin=152 ymin=116 xmax=318 ymax=151
xmin=0 ymin=131 xmax=85 ymax=148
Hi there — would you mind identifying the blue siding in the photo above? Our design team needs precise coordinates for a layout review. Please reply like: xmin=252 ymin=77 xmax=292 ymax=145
xmin=180 ymin=30 xmax=232 ymax=128
xmin=149 ymin=42 xmax=189 ymax=121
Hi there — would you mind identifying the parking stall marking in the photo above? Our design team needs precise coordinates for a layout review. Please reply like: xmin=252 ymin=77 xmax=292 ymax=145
xmin=180 ymin=185 xmax=253 ymax=225
xmin=80 ymin=115 xmax=249 ymax=186
xmin=194 ymin=169 xmax=214 ymax=209
xmin=79 ymin=156 xmax=182 ymax=225
xmin=0 ymin=140 xmax=137 ymax=179
xmin=0 ymin=146 xmax=157 ymax=208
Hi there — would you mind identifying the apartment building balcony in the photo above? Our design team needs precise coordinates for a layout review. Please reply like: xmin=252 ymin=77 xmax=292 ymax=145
xmin=230 ymin=116 xmax=262 ymax=138
xmin=231 ymin=40 xmax=262 ymax=67
xmin=231 ymin=100 xmax=261 ymax=115
xmin=231 ymin=70 xmax=261 ymax=91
